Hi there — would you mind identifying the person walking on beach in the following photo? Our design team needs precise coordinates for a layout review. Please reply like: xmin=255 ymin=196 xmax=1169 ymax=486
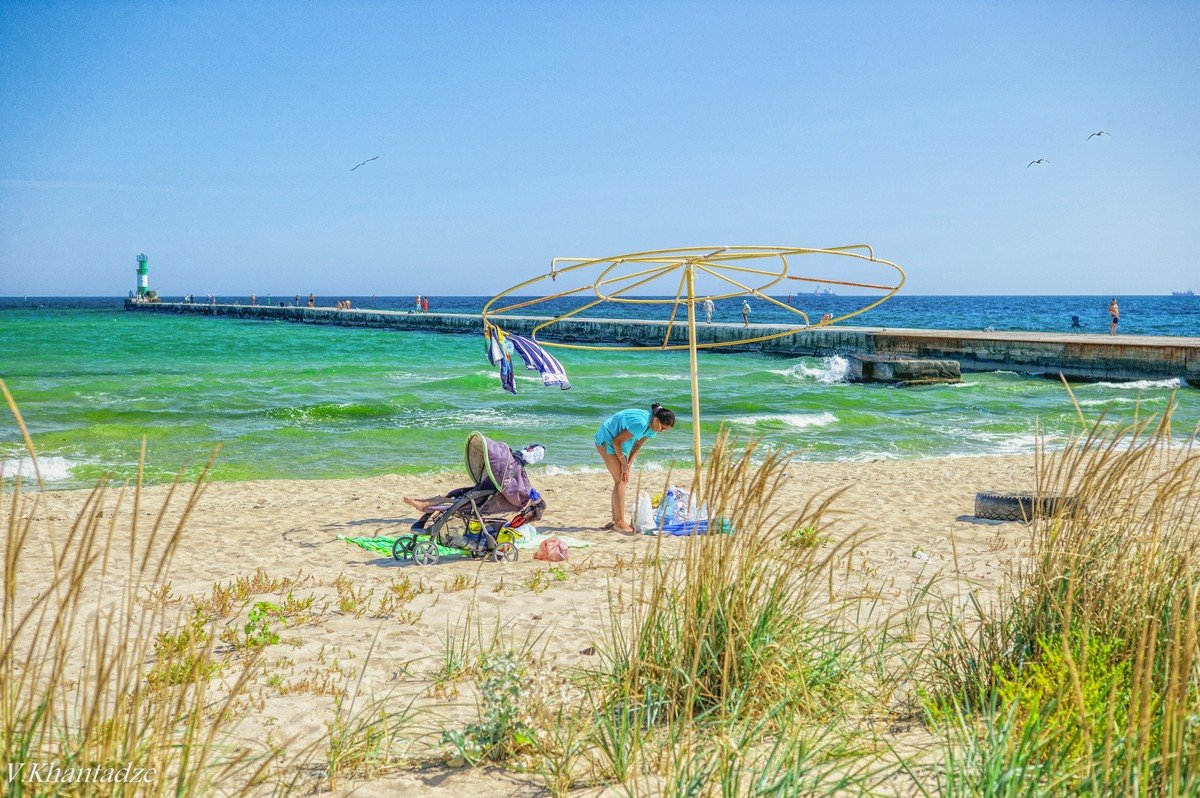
xmin=1109 ymin=298 xmax=1120 ymax=335
xmin=595 ymin=403 xmax=675 ymax=533
xmin=741 ymin=300 xmax=751 ymax=327
xmin=703 ymin=297 xmax=714 ymax=324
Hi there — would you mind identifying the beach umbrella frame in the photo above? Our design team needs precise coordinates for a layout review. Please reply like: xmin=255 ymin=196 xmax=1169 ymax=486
xmin=482 ymin=245 xmax=906 ymax=497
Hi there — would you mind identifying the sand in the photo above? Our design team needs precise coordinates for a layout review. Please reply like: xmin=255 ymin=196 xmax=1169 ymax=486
xmin=10 ymin=453 xmax=1039 ymax=795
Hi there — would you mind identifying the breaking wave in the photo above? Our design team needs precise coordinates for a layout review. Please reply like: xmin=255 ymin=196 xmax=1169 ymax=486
xmin=769 ymin=355 xmax=850 ymax=384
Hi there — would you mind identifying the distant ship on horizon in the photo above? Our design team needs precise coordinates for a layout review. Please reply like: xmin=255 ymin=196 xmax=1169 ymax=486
xmin=1171 ymin=289 xmax=1195 ymax=296
xmin=812 ymin=286 xmax=836 ymax=296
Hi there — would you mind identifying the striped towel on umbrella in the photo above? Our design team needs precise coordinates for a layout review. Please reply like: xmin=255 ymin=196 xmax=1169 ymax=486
xmin=508 ymin=333 xmax=570 ymax=390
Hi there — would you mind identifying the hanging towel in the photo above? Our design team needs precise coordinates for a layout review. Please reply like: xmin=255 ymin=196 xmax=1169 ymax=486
xmin=508 ymin=333 xmax=571 ymax=390
xmin=486 ymin=327 xmax=504 ymax=366
xmin=486 ymin=327 xmax=516 ymax=394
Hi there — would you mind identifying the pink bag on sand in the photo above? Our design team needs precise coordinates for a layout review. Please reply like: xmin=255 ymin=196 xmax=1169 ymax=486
xmin=534 ymin=537 xmax=568 ymax=562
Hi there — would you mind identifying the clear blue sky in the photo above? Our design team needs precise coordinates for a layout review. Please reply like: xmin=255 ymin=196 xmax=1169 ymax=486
xmin=2 ymin=1 xmax=1197 ymax=296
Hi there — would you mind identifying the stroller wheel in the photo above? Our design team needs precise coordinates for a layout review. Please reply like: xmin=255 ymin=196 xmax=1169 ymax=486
xmin=493 ymin=541 xmax=517 ymax=563
xmin=392 ymin=535 xmax=416 ymax=561
xmin=413 ymin=540 xmax=440 ymax=566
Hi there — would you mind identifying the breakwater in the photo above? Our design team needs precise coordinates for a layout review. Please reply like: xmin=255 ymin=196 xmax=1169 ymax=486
xmin=125 ymin=301 xmax=1200 ymax=386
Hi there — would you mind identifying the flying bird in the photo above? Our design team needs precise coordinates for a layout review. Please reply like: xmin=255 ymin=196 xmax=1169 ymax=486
xmin=1087 ymin=131 xmax=1110 ymax=140
xmin=1027 ymin=159 xmax=1050 ymax=168
xmin=350 ymin=155 xmax=380 ymax=171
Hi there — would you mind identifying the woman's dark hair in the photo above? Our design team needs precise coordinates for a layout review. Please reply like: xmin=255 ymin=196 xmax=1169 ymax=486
xmin=651 ymin=403 xmax=675 ymax=428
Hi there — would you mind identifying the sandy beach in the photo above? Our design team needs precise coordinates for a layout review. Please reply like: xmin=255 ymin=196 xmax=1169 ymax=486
xmin=10 ymin=451 xmax=1040 ymax=795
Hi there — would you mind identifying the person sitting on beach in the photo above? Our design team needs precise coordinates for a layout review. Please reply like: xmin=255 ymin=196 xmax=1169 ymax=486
xmin=595 ymin=403 xmax=675 ymax=533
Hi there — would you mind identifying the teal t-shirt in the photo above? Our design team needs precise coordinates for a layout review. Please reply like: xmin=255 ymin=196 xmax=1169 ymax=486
xmin=595 ymin=408 xmax=655 ymax=457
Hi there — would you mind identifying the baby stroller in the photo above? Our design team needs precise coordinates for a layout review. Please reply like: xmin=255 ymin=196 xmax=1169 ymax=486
xmin=393 ymin=432 xmax=546 ymax=566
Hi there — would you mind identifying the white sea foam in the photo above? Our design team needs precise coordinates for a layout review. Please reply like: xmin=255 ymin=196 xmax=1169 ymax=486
xmin=1090 ymin=378 xmax=1182 ymax=390
xmin=769 ymin=355 xmax=849 ymax=384
xmin=837 ymin=451 xmax=901 ymax=462
xmin=1077 ymin=396 xmax=1167 ymax=407
xmin=730 ymin=412 xmax=838 ymax=429
xmin=541 ymin=464 xmax=606 ymax=477
xmin=609 ymin=373 xmax=693 ymax=382
xmin=0 ymin=455 xmax=78 ymax=482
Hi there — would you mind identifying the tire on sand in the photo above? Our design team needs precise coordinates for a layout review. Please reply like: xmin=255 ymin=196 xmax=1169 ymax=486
xmin=974 ymin=491 xmax=1076 ymax=522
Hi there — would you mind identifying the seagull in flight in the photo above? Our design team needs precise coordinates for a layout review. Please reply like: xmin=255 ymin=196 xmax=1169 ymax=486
xmin=350 ymin=155 xmax=380 ymax=171
xmin=1027 ymin=159 xmax=1050 ymax=168
xmin=1087 ymin=131 xmax=1110 ymax=140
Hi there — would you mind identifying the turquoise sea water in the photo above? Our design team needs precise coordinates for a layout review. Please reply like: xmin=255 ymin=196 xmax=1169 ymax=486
xmin=1 ymin=301 xmax=1197 ymax=489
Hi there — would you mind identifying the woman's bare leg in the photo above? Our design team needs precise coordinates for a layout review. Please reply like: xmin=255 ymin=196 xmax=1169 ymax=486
xmin=597 ymin=445 xmax=632 ymax=531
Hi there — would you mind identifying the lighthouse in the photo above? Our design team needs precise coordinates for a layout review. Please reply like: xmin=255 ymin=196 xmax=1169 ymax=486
xmin=136 ymin=254 xmax=149 ymax=298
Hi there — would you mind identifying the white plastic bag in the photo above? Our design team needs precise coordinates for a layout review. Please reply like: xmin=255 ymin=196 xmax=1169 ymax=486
xmin=632 ymin=491 xmax=656 ymax=531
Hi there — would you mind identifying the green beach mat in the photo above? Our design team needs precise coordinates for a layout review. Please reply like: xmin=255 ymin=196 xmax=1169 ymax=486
xmin=340 ymin=532 xmax=593 ymax=560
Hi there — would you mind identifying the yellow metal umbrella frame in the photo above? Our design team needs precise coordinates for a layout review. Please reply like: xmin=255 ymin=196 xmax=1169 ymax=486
xmin=481 ymin=245 xmax=906 ymax=496
xmin=482 ymin=245 xmax=904 ymax=351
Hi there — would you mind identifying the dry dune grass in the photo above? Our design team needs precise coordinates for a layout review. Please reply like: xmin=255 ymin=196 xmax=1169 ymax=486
xmin=2 ymin=381 xmax=282 ymax=796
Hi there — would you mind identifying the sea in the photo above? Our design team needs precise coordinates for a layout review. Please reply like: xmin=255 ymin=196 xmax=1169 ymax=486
xmin=1 ymin=295 xmax=1197 ymax=489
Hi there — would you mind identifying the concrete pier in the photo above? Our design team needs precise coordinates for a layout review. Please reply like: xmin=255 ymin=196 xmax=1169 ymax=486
xmin=848 ymin=355 xmax=962 ymax=386
xmin=125 ymin=300 xmax=1200 ymax=386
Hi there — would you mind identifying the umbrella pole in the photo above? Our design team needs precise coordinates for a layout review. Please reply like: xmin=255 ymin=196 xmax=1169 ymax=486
xmin=685 ymin=264 xmax=703 ymax=499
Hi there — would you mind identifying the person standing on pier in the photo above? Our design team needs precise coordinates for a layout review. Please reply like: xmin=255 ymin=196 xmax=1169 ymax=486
xmin=307 ymin=293 xmax=315 ymax=308
xmin=741 ymin=299 xmax=751 ymax=327
xmin=422 ymin=296 xmax=429 ymax=313
xmin=1109 ymin=298 xmax=1120 ymax=335
xmin=703 ymin=297 xmax=714 ymax=324
xmin=415 ymin=295 xmax=422 ymax=313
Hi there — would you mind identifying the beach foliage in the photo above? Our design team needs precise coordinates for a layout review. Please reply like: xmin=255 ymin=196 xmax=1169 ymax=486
xmin=323 ymin=689 xmax=417 ymax=789
xmin=0 ymin=379 xmax=280 ymax=796
xmin=926 ymin=396 xmax=1200 ymax=795
xmin=243 ymin=600 xmax=285 ymax=647
xmin=443 ymin=649 xmax=537 ymax=765
xmin=507 ymin=431 xmax=878 ymax=794
xmin=599 ymin=430 xmax=859 ymax=725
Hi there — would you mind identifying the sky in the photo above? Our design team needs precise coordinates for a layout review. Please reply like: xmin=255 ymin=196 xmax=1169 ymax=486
xmin=1 ymin=1 xmax=1198 ymax=297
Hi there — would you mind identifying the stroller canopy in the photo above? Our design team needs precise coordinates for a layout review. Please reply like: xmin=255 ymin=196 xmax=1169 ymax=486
xmin=465 ymin=431 xmax=533 ymax=514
